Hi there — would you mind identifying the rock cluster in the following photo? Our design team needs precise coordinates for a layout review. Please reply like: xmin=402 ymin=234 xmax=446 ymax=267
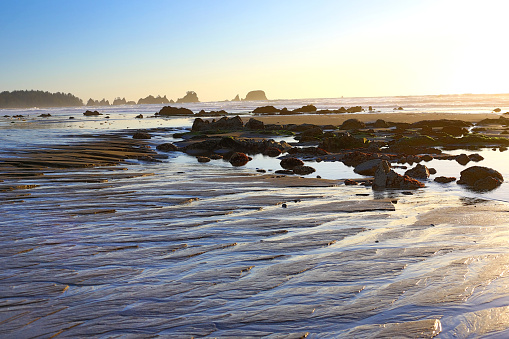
xmin=458 ymin=166 xmax=504 ymax=191
xmin=373 ymin=161 xmax=425 ymax=190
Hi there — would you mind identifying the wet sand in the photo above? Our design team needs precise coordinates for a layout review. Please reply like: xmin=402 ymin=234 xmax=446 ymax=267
xmin=2 ymin=119 xmax=509 ymax=337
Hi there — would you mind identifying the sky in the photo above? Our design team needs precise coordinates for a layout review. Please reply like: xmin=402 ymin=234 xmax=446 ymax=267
xmin=1 ymin=0 xmax=508 ymax=102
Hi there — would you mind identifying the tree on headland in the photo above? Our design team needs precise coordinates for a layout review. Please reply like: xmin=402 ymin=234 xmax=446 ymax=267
xmin=0 ymin=90 xmax=83 ymax=108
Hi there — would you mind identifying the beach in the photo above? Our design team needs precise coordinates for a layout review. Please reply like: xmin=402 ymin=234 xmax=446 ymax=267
xmin=2 ymin=100 xmax=509 ymax=337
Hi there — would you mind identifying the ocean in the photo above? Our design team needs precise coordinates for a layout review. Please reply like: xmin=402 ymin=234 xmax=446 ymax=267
xmin=1 ymin=94 xmax=509 ymax=337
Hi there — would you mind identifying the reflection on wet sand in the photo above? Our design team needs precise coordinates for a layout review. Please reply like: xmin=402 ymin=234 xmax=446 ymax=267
xmin=1 ymin=134 xmax=509 ymax=337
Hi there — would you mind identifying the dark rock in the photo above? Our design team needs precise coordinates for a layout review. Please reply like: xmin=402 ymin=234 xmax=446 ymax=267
xmin=319 ymin=133 xmax=369 ymax=152
xmin=455 ymin=154 xmax=470 ymax=165
xmin=340 ymin=119 xmax=365 ymax=130
xmin=373 ymin=160 xmax=425 ymax=190
xmin=299 ymin=127 xmax=323 ymax=141
xmin=293 ymin=105 xmax=317 ymax=113
xmin=83 ymin=110 xmax=102 ymax=116
xmin=39 ymin=113 xmax=51 ymax=117
xmin=429 ymin=168 xmax=437 ymax=175
xmin=293 ymin=165 xmax=316 ymax=175
xmin=346 ymin=106 xmax=363 ymax=113
xmin=275 ymin=169 xmax=294 ymax=175
xmin=264 ymin=147 xmax=282 ymax=157
xmin=473 ymin=176 xmax=503 ymax=190
xmin=280 ymin=158 xmax=304 ymax=169
xmin=135 ymin=114 xmax=143 ymax=119
xmin=404 ymin=164 xmax=430 ymax=179
xmin=344 ymin=179 xmax=358 ymax=185
xmin=229 ymin=152 xmax=250 ymax=166
xmin=197 ymin=156 xmax=210 ymax=163
xmin=354 ymin=159 xmax=382 ymax=176
xmin=191 ymin=116 xmax=244 ymax=132
xmin=69 ymin=117 xmax=75 ymax=119
xmin=156 ymin=106 xmax=194 ymax=116
xmin=210 ymin=154 xmax=223 ymax=160
xmin=373 ymin=119 xmax=389 ymax=128
xmin=245 ymin=118 xmax=265 ymax=130
xmin=421 ymin=155 xmax=433 ymax=161
xmin=411 ymin=119 xmax=471 ymax=128
xmin=441 ymin=126 xmax=468 ymax=136
xmin=156 ymin=143 xmax=179 ymax=152
xmin=469 ymin=153 xmax=484 ymax=162
xmin=244 ymin=90 xmax=268 ymax=101
xmin=133 ymin=131 xmax=151 ymax=139
xmin=435 ymin=176 xmax=456 ymax=183
xmin=176 ymin=91 xmax=199 ymax=103
xmin=256 ymin=169 xmax=266 ymax=173
xmin=494 ymin=108 xmax=502 ymax=112
xmin=253 ymin=106 xmax=280 ymax=114
xmin=458 ymin=166 xmax=504 ymax=190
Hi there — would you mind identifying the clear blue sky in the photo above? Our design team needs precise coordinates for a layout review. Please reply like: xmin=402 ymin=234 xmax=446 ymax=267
xmin=1 ymin=0 xmax=508 ymax=102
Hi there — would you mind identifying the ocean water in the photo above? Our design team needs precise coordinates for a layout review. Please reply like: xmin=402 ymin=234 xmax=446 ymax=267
xmin=1 ymin=94 xmax=509 ymax=337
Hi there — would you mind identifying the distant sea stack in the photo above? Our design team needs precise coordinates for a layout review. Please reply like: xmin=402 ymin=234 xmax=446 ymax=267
xmin=176 ymin=91 xmax=200 ymax=103
xmin=87 ymin=98 xmax=110 ymax=106
xmin=112 ymin=97 xmax=127 ymax=105
xmin=243 ymin=90 xmax=268 ymax=101
xmin=232 ymin=94 xmax=240 ymax=101
xmin=137 ymin=95 xmax=170 ymax=105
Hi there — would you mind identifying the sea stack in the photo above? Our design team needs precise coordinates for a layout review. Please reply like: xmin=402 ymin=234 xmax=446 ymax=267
xmin=243 ymin=90 xmax=268 ymax=101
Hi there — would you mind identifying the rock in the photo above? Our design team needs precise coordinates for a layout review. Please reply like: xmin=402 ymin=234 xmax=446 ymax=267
xmin=264 ymin=147 xmax=282 ymax=157
xmin=210 ymin=154 xmax=223 ymax=160
xmin=197 ymin=156 xmax=210 ymax=163
xmin=113 ymin=97 xmax=127 ymax=105
xmin=494 ymin=108 xmax=502 ymax=112
xmin=455 ymin=154 xmax=470 ymax=165
xmin=421 ymin=155 xmax=434 ymax=162
xmin=275 ymin=169 xmax=294 ymax=175
xmin=373 ymin=160 xmax=425 ymax=190
xmin=293 ymin=165 xmax=316 ymax=175
xmin=232 ymin=94 xmax=240 ymax=101
xmin=39 ymin=113 xmax=51 ymax=117
xmin=373 ymin=119 xmax=390 ymax=128
xmin=138 ymin=95 xmax=170 ymax=104
xmin=245 ymin=118 xmax=265 ymax=130
xmin=429 ymin=168 xmax=437 ymax=175
xmin=435 ymin=176 xmax=456 ymax=183
xmin=473 ymin=176 xmax=503 ymax=190
xmin=253 ymin=106 xmax=280 ymax=114
xmin=404 ymin=164 xmax=430 ymax=179
xmin=344 ymin=179 xmax=358 ymax=185
xmin=319 ymin=133 xmax=369 ymax=152
xmin=156 ymin=106 xmax=194 ymax=116
xmin=244 ymin=90 xmax=268 ymax=101
xmin=156 ymin=143 xmax=178 ymax=152
xmin=133 ymin=131 xmax=151 ymax=139
xmin=176 ymin=91 xmax=199 ymax=103
xmin=458 ymin=166 xmax=504 ymax=190
xmin=299 ymin=127 xmax=323 ymax=140
xmin=340 ymin=119 xmax=366 ymax=130
xmin=229 ymin=152 xmax=250 ymax=166
xmin=469 ymin=153 xmax=484 ymax=162
xmin=293 ymin=105 xmax=317 ymax=113
xmin=135 ymin=114 xmax=143 ymax=119
xmin=441 ymin=126 xmax=468 ymax=136
xmin=83 ymin=110 xmax=102 ymax=116
xmin=280 ymin=158 xmax=304 ymax=169
xmin=192 ymin=116 xmax=244 ymax=132
xmin=346 ymin=106 xmax=363 ymax=113
xmin=354 ymin=159 xmax=382 ymax=176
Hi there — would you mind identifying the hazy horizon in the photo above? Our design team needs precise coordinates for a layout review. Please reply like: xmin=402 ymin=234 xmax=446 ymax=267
xmin=1 ymin=0 xmax=508 ymax=102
